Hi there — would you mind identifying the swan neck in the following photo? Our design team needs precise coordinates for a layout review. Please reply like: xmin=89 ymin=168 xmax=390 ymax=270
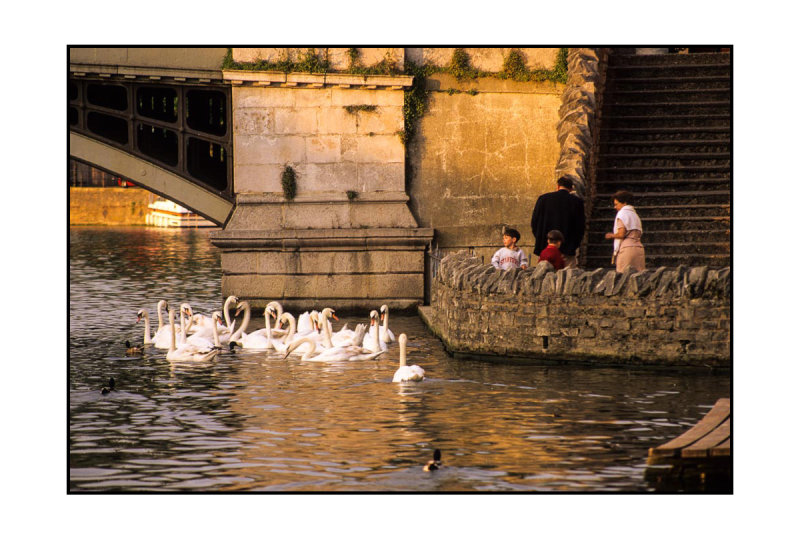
xmin=399 ymin=340 xmax=407 ymax=367
xmin=143 ymin=311 xmax=152 ymax=344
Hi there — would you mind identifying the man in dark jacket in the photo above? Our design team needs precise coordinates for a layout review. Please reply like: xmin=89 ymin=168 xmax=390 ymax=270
xmin=530 ymin=177 xmax=585 ymax=268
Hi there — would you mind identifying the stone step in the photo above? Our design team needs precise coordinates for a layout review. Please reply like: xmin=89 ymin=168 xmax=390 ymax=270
xmin=594 ymin=190 xmax=731 ymax=206
xmin=602 ymin=114 xmax=730 ymax=130
xmin=605 ymin=102 xmax=730 ymax=117
xmin=583 ymin=252 xmax=730 ymax=269
xmin=601 ymin=125 xmax=730 ymax=138
xmin=585 ymin=241 xmax=730 ymax=256
xmin=599 ymin=151 xmax=730 ymax=161
xmin=587 ymin=228 xmax=730 ymax=243
xmin=588 ymin=215 xmax=730 ymax=231
xmin=608 ymin=63 xmax=731 ymax=79
xmin=605 ymin=88 xmax=731 ymax=104
xmin=610 ymin=75 xmax=731 ymax=91
xmin=597 ymin=163 xmax=730 ymax=177
xmin=594 ymin=177 xmax=730 ymax=191
xmin=609 ymin=52 xmax=730 ymax=67
xmin=603 ymin=140 xmax=730 ymax=153
xmin=592 ymin=203 xmax=730 ymax=220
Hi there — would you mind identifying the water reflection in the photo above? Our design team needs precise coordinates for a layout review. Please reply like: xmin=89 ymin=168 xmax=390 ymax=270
xmin=69 ymin=227 xmax=730 ymax=491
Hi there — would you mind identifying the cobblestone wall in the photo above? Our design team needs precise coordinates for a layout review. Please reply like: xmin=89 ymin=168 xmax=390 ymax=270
xmin=426 ymin=252 xmax=730 ymax=368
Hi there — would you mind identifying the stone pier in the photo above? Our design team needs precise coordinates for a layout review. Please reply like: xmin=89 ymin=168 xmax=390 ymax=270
xmin=211 ymin=54 xmax=432 ymax=310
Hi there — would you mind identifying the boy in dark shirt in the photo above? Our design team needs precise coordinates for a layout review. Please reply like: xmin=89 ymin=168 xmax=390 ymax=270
xmin=538 ymin=230 xmax=565 ymax=270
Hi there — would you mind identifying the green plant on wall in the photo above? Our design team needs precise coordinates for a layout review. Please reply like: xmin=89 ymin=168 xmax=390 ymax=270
xmin=281 ymin=165 xmax=297 ymax=201
xmin=449 ymin=48 xmax=479 ymax=80
xmin=346 ymin=190 xmax=358 ymax=201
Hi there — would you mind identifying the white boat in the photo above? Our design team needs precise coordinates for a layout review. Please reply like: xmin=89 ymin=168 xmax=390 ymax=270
xmin=146 ymin=198 xmax=215 ymax=228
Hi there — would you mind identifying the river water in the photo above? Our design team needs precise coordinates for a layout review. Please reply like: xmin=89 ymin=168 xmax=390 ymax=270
xmin=69 ymin=227 xmax=730 ymax=492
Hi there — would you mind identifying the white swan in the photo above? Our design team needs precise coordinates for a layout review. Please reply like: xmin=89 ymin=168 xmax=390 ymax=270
xmin=392 ymin=334 xmax=424 ymax=382
xmin=236 ymin=306 xmax=278 ymax=350
xmin=283 ymin=332 xmax=385 ymax=362
xmin=266 ymin=312 xmax=300 ymax=354
xmin=151 ymin=300 xmax=180 ymax=349
xmin=136 ymin=308 xmax=154 ymax=345
xmin=379 ymin=304 xmax=396 ymax=344
xmin=362 ymin=310 xmax=387 ymax=353
xmin=185 ymin=310 xmax=226 ymax=349
xmin=166 ymin=308 xmax=219 ymax=362
xmin=228 ymin=300 xmax=252 ymax=344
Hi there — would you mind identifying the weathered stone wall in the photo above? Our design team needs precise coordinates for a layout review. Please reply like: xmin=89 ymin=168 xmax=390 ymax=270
xmin=406 ymin=48 xmax=560 ymax=71
xmin=553 ymin=48 xmax=609 ymax=198
xmin=425 ymin=252 xmax=730 ymax=368
xmin=407 ymin=73 xmax=564 ymax=264
xmin=69 ymin=187 xmax=151 ymax=225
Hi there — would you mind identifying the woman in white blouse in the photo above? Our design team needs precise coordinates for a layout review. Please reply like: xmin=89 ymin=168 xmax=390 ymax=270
xmin=604 ymin=190 xmax=645 ymax=272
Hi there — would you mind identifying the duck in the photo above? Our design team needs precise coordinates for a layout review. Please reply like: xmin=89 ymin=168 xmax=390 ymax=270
xmin=101 ymin=377 xmax=116 ymax=395
xmin=124 ymin=340 xmax=143 ymax=355
xmin=423 ymin=449 xmax=442 ymax=472
xmin=165 ymin=308 xmax=219 ymax=362
xmin=379 ymin=304 xmax=396 ymax=344
xmin=392 ymin=333 xmax=425 ymax=382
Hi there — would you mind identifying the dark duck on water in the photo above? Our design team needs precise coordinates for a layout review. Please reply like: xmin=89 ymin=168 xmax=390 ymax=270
xmin=423 ymin=449 xmax=442 ymax=472
xmin=101 ymin=377 xmax=116 ymax=395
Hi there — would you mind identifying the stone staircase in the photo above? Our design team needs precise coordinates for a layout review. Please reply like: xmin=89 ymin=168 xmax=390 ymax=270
xmin=585 ymin=49 xmax=731 ymax=268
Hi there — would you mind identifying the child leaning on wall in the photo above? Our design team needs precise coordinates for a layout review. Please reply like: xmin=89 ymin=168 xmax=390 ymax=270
xmin=491 ymin=227 xmax=529 ymax=270
xmin=538 ymin=229 xmax=565 ymax=270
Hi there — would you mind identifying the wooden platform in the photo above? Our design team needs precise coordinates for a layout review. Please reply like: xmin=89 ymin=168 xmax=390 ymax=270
xmin=645 ymin=398 xmax=731 ymax=492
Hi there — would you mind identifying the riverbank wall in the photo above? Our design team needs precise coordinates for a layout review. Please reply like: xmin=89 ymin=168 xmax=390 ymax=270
xmin=420 ymin=252 xmax=730 ymax=368
xmin=69 ymin=187 xmax=150 ymax=225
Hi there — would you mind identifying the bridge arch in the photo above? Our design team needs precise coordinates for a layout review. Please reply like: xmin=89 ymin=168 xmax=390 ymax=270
xmin=70 ymin=132 xmax=233 ymax=225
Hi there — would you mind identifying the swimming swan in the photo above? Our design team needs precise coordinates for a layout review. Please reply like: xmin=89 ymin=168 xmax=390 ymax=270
xmin=392 ymin=334 xmax=424 ymax=382
xmin=136 ymin=308 xmax=154 ymax=345
xmin=379 ymin=304 xmax=396 ymax=344
xmin=283 ymin=333 xmax=385 ymax=362
xmin=166 ymin=308 xmax=219 ymax=362
xmin=362 ymin=310 xmax=387 ymax=353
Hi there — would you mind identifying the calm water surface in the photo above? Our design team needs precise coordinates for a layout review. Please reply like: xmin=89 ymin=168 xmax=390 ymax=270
xmin=69 ymin=227 xmax=730 ymax=492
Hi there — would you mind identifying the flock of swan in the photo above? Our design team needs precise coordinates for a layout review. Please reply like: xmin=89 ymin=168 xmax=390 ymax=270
xmin=133 ymin=297 xmax=425 ymax=382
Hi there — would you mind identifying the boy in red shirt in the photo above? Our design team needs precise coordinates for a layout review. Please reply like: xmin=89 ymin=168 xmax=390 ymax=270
xmin=538 ymin=230 xmax=565 ymax=270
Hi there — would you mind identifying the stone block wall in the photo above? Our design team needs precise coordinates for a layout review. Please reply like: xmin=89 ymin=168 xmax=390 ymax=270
xmin=407 ymin=73 xmax=564 ymax=264
xmin=69 ymin=187 xmax=151 ymax=225
xmin=425 ymin=252 xmax=730 ymax=368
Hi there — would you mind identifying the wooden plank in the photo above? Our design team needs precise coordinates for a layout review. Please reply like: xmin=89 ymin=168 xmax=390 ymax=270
xmin=682 ymin=418 xmax=730 ymax=458
xmin=650 ymin=398 xmax=730 ymax=458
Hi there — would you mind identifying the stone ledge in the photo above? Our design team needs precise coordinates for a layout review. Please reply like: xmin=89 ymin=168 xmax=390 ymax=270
xmin=70 ymin=63 xmax=225 ymax=84
xmin=223 ymin=70 xmax=413 ymax=89
xmin=210 ymin=227 xmax=434 ymax=249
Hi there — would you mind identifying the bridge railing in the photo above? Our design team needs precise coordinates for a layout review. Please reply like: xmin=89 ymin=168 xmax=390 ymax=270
xmin=68 ymin=76 xmax=233 ymax=202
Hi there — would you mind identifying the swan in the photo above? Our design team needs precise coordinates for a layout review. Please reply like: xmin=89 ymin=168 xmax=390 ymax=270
xmin=151 ymin=300 xmax=180 ymax=349
xmin=266 ymin=312 xmax=300 ymax=354
xmin=392 ymin=334 xmax=424 ymax=382
xmin=184 ymin=311 xmax=225 ymax=349
xmin=423 ymin=449 xmax=442 ymax=472
xmin=136 ymin=308 xmax=154 ymax=345
xmin=297 ymin=309 xmax=320 ymax=336
xmin=362 ymin=310 xmax=387 ymax=353
xmin=166 ymin=308 xmax=219 ymax=362
xmin=379 ymin=304 xmax=396 ymax=344
xmin=235 ymin=307 xmax=277 ymax=350
xmin=228 ymin=300 xmax=252 ymax=344
xmin=283 ymin=332 xmax=385 ymax=362
xmin=248 ymin=301 xmax=289 ymax=339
